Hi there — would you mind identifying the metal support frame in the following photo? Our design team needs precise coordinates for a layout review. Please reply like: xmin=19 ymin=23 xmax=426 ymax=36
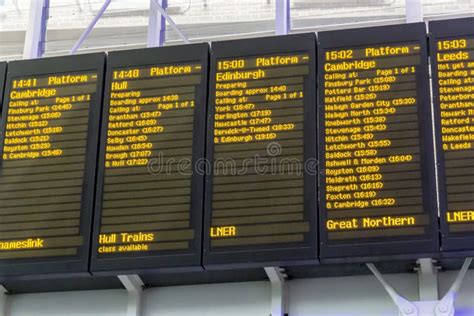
xmin=367 ymin=258 xmax=472 ymax=316
xmin=150 ymin=0 xmax=189 ymax=44
xmin=118 ymin=275 xmax=144 ymax=316
xmin=416 ymin=258 xmax=439 ymax=301
xmin=147 ymin=0 xmax=168 ymax=47
xmin=435 ymin=258 xmax=472 ymax=316
xmin=275 ymin=0 xmax=290 ymax=35
xmin=405 ymin=0 xmax=423 ymax=23
xmin=70 ymin=0 xmax=112 ymax=55
xmin=367 ymin=263 xmax=417 ymax=316
xmin=264 ymin=267 xmax=287 ymax=316
xmin=23 ymin=0 xmax=49 ymax=59
xmin=0 ymin=285 xmax=8 ymax=316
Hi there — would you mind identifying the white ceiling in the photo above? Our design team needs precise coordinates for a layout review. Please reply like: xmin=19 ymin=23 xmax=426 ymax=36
xmin=0 ymin=0 xmax=472 ymax=60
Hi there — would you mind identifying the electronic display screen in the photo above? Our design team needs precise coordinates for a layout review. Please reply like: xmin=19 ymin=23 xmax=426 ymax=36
xmin=0 ymin=62 xmax=5 ymax=111
xmin=0 ymin=54 xmax=105 ymax=276
xmin=204 ymin=34 xmax=318 ymax=267
xmin=430 ymin=18 xmax=474 ymax=254
xmin=91 ymin=44 xmax=208 ymax=273
xmin=318 ymin=24 xmax=439 ymax=261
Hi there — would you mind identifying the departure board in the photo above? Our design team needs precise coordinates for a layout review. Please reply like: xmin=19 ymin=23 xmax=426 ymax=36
xmin=0 ymin=62 xmax=5 ymax=111
xmin=204 ymin=34 xmax=318 ymax=267
xmin=91 ymin=44 xmax=208 ymax=273
xmin=0 ymin=54 xmax=105 ymax=276
xmin=318 ymin=24 xmax=439 ymax=261
xmin=430 ymin=18 xmax=474 ymax=254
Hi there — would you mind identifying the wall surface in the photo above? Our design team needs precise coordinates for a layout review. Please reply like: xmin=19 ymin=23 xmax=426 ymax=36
xmin=7 ymin=270 xmax=474 ymax=316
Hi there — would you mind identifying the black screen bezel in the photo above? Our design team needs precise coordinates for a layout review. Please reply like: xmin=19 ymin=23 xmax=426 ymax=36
xmin=0 ymin=62 xmax=6 ymax=112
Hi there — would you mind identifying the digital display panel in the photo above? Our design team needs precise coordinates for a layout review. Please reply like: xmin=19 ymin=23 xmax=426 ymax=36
xmin=204 ymin=34 xmax=318 ymax=267
xmin=0 ymin=54 xmax=104 ymax=276
xmin=91 ymin=44 xmax=208 ymax=273
xmin=0 ymin=62 xmax=6 ymax=111
xmin=318 ymin=24 xmax=439 ymax=261
xmin=430 ymin=18 xmax=474 ymax=254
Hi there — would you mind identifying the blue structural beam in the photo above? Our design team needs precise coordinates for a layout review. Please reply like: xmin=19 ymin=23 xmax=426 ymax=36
xmin=23 ymin=0 xmax=49 ymax=59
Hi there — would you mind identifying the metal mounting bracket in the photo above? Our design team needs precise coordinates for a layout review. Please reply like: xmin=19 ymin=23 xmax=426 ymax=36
xmin=405 ymin=0 xmax=424 ymax=23
xmin=147 ymin=0 xmax=168 ymax=47
xmin=70 ymin=0 xmax=112 ymax=54
xmin=367 ymin=262 xmax=417 ymax=316
xmin=434 ymin=258 xmax=472 ymax=316
xmin=275 ymin=0 xmax=290 ymax=35
xmin=264 ymin=267 xmax=288 ymax=316
xmin=0 ymin=285 xmax=8 ymax=316
xmin=367 ymin=258 xmax=472 ymax=316
xmin=118 ymin=275 xmax=145 ymax=316
xmin=23 ymin=0 xmax=49 ymax=59
xmin=150 ymin=0 xmax=189 ymax=44
xmin=415 ymin=258 xmax=440 ymax=301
